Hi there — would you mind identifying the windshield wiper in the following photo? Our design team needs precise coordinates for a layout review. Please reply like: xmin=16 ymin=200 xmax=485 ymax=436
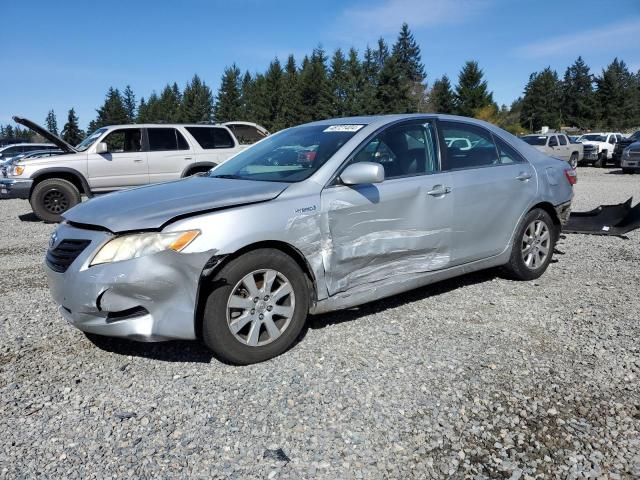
xmin=210 ymin=174 xmax=244 ymax=179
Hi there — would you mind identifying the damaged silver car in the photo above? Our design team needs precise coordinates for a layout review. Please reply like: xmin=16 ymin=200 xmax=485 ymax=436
xmin=45 ymin=115 xmax=574 ymax=364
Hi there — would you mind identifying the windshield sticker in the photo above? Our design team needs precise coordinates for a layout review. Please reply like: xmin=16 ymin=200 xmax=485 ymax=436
xmin=323 ymin=125 xmax=365 ymax=133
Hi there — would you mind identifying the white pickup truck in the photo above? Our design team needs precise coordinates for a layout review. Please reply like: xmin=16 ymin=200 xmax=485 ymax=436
xmin=577 ymin=132 xmax=623 ymax=167
xmin=521 ymin=133 xmax=582 ymax=168
xmin=1 ymin=117 xmax=269 ymax=222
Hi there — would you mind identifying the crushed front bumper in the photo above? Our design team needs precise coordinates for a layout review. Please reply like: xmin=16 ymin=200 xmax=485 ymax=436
xmin=45 ymin=223 xmax=214 ymax=341
xmin=0 ymin=178 xmax=32 ymax=199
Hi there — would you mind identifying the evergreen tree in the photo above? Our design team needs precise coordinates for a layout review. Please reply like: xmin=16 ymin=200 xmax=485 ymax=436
xmin=520 ymin=67 xmax=562 ymax=131
xmin=329 ymin=49 xmax=349 ymax=117
xmin=595 ymin=58 xmax=636 ymax=129
xmin=263 ymin=58 xmax=285 ymax=130
xmin=89 ymin=87 xmax=129 ymax=130
xmin=239 ymin=71 xmax=255 ymax=121
xmin=361 ymin=46 xmax=380 ymax=114
xmin=158 ymin=83 xmax=182 ymax=122
xmin=180 ymin=74 xmax=214 ymax=123
xmin=298 ymin=47 xmax=333 ymax=122
xmin=376 ymin=55 xmax=412 ymax=113
xmin=374 ymin=38 xmax=390 ymax=71
xmin=3 ymin=125 xmax=14 ymax=139
xmin=344 ymin=48 xmax=365 ymax=116
xmin=454 ymin=61 xmax=494 ymax=117
xmin=215 ymin=64 xmax=243 ymax=122
xmin=123 ymin=85 xmax=137 ymax=122
xmin=280 ymin=56 xmax=302 ymax=128
xmin=45 ymin=110 xmax=58 ymax=135
xmin=429 ymin=75 xmax=456 ymax=113
xmin=61 ymin=108 xmax=84 ymax=145
xmin=392 ymin=23 xmax=425 ymax=83
xmin=561 ymin=57 xmax=596 ymax=129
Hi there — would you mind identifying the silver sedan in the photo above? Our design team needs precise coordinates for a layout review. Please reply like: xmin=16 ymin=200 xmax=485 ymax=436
xmin=45 ymin=115 xmax=574 ymax=364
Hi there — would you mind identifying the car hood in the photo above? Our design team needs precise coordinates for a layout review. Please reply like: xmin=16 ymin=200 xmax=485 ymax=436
xmin=12 ymin=116 xmax=78 ymax=153
xmin=63 ymin=176 xmax=290 ymax=232
xmin=532 ymin=145 xmax=546 ymax=152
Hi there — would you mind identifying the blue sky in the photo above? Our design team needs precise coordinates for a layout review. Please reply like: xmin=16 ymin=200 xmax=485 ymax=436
xmin=2 ymin=0 xmax=639 ymax=131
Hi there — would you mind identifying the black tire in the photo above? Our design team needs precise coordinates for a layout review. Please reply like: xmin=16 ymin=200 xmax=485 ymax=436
xmin=202 ymin=249 xmax=310 ymax=365
xmin=622 ymin=168 xmax=633 ymax=174
xmin=594 ymin=152 xmax=606 ymax=168
xmin=502 ymin=208 xmax=557 ymax=281
xmin=569 ymin=153 xmax=578 ymax=169
xmin=30 ymin=178 xmax=81 ymax=223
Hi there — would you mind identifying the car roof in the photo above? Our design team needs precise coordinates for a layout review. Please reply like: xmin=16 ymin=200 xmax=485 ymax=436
xmin=96 ymin=123 xmax=233 ymax=130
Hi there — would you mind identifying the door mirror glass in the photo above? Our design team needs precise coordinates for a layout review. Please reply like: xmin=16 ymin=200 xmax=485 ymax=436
xmin=340 ymin=162 xmax=385 ymax=185
xmin=95 ymin=142 xmax=108 ymax=154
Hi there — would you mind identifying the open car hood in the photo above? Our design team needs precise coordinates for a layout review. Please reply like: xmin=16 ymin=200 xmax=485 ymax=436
xmin=63 ymin=176 xmax=289 ymax=232
xmin=12 ymin=116 xmax=77 ymax=153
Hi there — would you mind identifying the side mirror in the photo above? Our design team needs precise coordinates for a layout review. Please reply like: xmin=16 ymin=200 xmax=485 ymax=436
xmin=340 ymin=162 xmax=384 ymax=185
xmin=95 ymin=142 xmax=108 ymax=154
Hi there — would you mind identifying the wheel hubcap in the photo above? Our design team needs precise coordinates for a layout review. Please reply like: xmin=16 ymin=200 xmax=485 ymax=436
xmin=43 ymin=189 xmax=69 ymax=214
xmin=521 ymin=219 xmax=550 ymax=270
xmin=226 ymin=269 xmax=295 ymax=347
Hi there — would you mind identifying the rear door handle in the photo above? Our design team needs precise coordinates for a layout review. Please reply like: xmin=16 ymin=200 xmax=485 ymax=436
xmin=516 ymin=172 xmax=532 ymax=181
xmin=184 ymin=157 xmax=193 ymax=160
xmin=427 ymin=185 xmax=452 ymax=196
xmin=133 ymin=158 xmax=143 ymax=163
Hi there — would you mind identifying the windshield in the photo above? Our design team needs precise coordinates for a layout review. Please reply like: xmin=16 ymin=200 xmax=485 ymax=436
xmin=76 ymin=128 xmax=107 ymax=151
xmin=582 ymin=134 xmax=605 ymax=142
xmin=522 ymin=136 xmax=547 ymax=146
xmin=209 ymin=124 xmax=363 ymax=182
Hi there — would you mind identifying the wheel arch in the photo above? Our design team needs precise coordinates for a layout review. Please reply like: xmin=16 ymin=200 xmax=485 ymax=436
xmin=181 ymin=162 xmax=217 ymax=178
xmin=528 ymin=201 xmax=561 ymax=239
xmin=193 ymin=240 xmax=318 ymax=339
xmin=30 ymin=168 xmax=92 ymax=197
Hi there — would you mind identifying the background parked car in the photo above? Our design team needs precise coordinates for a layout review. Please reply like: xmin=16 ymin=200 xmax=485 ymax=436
xmin=579 ymin=132 xmax=622 ymax=167
xmin=0 ymin=149 xmax=63 ymax=170
xmin=620 ymin=141 xmax=640 ymax=173
xmin=613 ymin=130 xmax=640 ymax=163
xmin=521 ymin=133 xmax=582 ymax=168
xmin=0 ymin=143 xmax=57 ymax=163
xmin=0 ymin=117 xmax=268 ymax=222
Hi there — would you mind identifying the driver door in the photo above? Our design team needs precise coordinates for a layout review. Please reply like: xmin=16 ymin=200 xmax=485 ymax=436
xmin=321 ymin=120 xmax=453 ymax=296
xmin=87 ymin=128 xmax=149 ymax=189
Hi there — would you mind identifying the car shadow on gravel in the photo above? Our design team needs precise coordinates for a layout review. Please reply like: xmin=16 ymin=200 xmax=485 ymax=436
xmin=307 ymin=269 xmax=500 ymax=330
xmin=18 ymin=212 xmax=44 ymax=222
xmin=85 ymin=334 xmax=215 ymax=363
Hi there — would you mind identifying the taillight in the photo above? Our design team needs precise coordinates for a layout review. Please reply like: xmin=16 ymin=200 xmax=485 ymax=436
xmin=564 ymin=168 xmax=577 ymax=185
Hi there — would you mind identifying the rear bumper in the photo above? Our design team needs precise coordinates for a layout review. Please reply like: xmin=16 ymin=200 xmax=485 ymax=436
xmin=0 ymin=178 xmax=32 ymax=199
xmin=555 ymin=200 xmax=572 ymax=225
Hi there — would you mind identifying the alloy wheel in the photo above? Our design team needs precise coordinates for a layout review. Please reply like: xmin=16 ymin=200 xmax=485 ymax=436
xmin=43 ymin=189 xmax=69 ymax=214
xmin=226 ymin=269 xmax=295 ymax=347
xmin=521 ymin=220 xmax=550 ymax=270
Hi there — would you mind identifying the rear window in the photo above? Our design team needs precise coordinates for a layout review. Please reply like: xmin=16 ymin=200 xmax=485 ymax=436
xmin=148 ymin=128 xmax=190 ymax=151
xmin=186 ymin=127 xmax=235 ymax=149
xmin=521 ymin=136 xmax=547 ymax=146
xmin=226 ymin=124 xmax=268 ymax=145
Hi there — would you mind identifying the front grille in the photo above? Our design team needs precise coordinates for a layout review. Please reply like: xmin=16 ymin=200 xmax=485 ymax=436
xmin=46 ymin=239 xmax=91 ymax=273
xmin=629 ymin=150 xmax=640 ymax=159
xmin=583 ymin=145 xmax=596 ymax=152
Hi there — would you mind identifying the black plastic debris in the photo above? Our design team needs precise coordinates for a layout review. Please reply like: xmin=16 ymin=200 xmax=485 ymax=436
xmin=564 ymin=197 xmax=640 ymax=236
xmin=263 ymin=448 xmax=291 ymax=463
xmin=114 ymin=411 xmax=137 ymax=420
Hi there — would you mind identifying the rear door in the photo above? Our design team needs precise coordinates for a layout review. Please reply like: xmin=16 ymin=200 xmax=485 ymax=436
xmin=146 ymin=127 xmax=193 ymax=182
xmin=87 ymin=127 xmax=149 ymax=189
xmin=439 ymin=120 xmax=536 ymax=265
xmin=321 ymin=120 xmax=453 ymax=295
xmin=557 ymin=134 xmax=570 ymax=160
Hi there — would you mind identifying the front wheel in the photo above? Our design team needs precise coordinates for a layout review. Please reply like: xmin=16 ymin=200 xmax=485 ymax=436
xmin=502 ymin=209 xmax=556 ymax=281
xmin=30 ymin=178 xmax=81 ymax=223
xmin=202 ymin=249 xmax=309 ymax=365
xmin=622 ymin=168 xmax=633 ymax=174
xmin=569 ymin=153 xmax=578 ymax=169
xmin=594 ymin=152 xmax=606 ymax=168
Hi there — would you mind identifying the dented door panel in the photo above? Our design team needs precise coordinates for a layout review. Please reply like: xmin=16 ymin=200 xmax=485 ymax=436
xmin=320 ymin=174 xmax=453 ymax=296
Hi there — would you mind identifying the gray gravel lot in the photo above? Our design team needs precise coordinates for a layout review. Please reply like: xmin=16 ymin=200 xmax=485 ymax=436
xmin=1 ymin=167 xmax=639 ymax=479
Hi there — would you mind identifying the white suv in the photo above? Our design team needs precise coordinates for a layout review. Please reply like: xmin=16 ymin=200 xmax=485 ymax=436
xmin=0 ymin=117 xmax=268 ymax=222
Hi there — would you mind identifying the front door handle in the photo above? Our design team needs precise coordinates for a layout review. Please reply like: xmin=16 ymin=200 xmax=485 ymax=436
xmin=427 ymin=185 xmax=452 ymax=196
xmin=133 ymin=158 xmax=143 ymax=163
xmin=184 ymin=157 xmax=193 ymax=160
xmin=516 ymin=172 xmax=532 ymax=181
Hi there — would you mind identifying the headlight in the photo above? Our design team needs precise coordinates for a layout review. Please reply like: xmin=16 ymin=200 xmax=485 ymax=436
xmin=10 ymin=165 xmax=25 ymax=176
xmin=90 ymin=230 xmax=200 ymax=266
xmin=622 ymin=147 xmax=630 ymax=158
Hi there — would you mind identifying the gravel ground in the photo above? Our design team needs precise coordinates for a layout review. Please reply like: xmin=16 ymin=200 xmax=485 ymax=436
xmin=1 ymin=167 xmax=639 ymax=479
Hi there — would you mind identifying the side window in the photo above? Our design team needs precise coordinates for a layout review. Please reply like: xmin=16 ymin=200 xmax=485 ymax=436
xmin=608 ymin=135 xmax=616 ymax=144
xmin=148 ymin=128 xmax=190 ymax=151
xmin=494 ymin=136 xmax=525 ymax=164
xmin=616 ymin=134 xmax=623 ymax=142
xmin=103 ymin=129 xmax=143 ymax=153
xmin=227 ymin=124 xmax=268 ymax=145
xmin=186 ymin=127 xmax=235 ymax=149
xmin=348 ymin=122 xmax=438 ymax=179
xmin=548 ymin=136 xmax=558 ymax=147
xmin=558 ymin=135 xmax=567 ymax=146
xmin=440 ymin=121 xmax=499 ymax=171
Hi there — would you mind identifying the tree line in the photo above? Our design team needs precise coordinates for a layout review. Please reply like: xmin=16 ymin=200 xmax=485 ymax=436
xmin=2 ymin=23 xmax=639 ymax=145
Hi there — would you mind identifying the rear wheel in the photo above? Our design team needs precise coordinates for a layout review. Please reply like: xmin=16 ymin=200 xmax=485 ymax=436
xmin=30 ymin=178 xmax=81 ymax=223
xmin=202 ymin=249 xmax=309 ymax=365
xmin=569 ymin=152 xmax=578 ymax=169
xmin=502 ymin=208 xmax=556 ymax=281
